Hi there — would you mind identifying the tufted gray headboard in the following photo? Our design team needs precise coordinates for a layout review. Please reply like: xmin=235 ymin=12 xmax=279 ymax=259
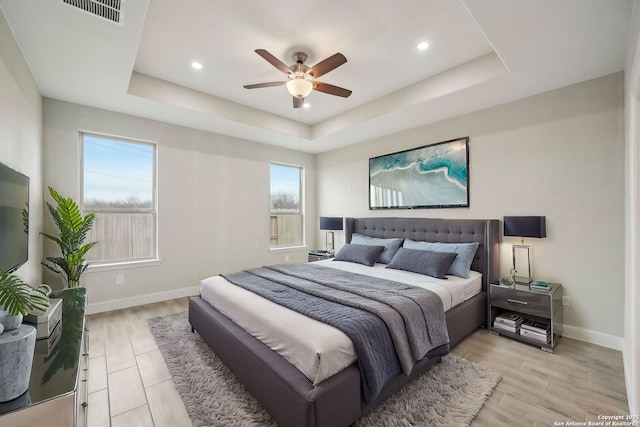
xmin=344 ymin=217 xmax=500 ymax=290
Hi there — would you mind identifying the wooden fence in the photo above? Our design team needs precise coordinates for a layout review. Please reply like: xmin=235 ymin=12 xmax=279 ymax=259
xmin=85 ymin=212 xmax=301 ymax=262
xmin=86 ymin=213 xmax=155 ymax=262
xmin=270 ymin=212 xmax=303 ymax=248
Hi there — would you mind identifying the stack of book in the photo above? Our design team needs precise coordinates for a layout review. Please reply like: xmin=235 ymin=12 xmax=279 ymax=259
xmin=529 ymin=281 xmax=552 ymax=292
xmin=520 ymin=319 xmax=551 ymax=343
xmin=493 ymin=312 xmax=524 ymax=334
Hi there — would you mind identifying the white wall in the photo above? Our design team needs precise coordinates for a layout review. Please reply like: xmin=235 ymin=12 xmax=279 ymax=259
xmin=43 ymin=99 xmax=316 ymax=310
xmin=0 ymin=10 xmax=43 ymax=286
xmin=317 ymin=72 xmax=625 ymax=342
xmin=624 ymin=0 xmax=640 ymax=416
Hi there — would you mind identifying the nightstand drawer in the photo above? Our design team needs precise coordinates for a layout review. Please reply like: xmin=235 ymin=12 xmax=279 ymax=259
xmin=491 ymin=286 xmax=551 ymax=319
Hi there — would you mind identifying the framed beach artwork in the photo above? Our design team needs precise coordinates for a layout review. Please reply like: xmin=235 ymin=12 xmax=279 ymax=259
xmin=369 ymin=137 xmax=470 ymax=209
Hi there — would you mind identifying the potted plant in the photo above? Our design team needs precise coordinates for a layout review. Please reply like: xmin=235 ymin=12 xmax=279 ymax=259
xmin=0 ymin=269 xmax=49 ymax=325
xmin=0 ymin=269 xmax=49 ymax=402
xmin=40 ymin=187 xmax=96 ymax=288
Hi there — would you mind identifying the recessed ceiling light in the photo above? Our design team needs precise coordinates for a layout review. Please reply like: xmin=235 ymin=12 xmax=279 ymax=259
xmin=417 ymin=42 xmax=429 ymax=51
xmin=303 ymin=103 xmax=310 ymax=109
xmin=191 ymin=62 xmax=203 ymax=70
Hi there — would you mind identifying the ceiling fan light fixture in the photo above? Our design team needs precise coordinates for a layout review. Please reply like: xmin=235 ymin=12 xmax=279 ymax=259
xmin=286 ymin=78 xmax=313 ymax=98
xmin=245 ymin=49 xmax=350 ymax=107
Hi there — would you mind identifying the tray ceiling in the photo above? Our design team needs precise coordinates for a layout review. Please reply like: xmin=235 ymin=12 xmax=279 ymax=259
xmin=0 ymin=0 xmax=632 ymax=153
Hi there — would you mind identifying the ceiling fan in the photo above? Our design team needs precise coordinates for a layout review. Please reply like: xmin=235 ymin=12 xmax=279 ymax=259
xmin=244 ymin=49 xmax=352 ymax=108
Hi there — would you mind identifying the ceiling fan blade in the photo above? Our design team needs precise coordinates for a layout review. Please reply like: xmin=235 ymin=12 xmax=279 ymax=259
xmin=312 ymin=82 xmax=352 ymax=98
xmin=255 ymin=49 xmax=291 ymax=75
xmin=293 ymin=97 xmax=304 ymax=108
xmin=308 ymin=53 xmax=347 ymax=78
xmin=244 ymin=82 xmax=286 ymax=89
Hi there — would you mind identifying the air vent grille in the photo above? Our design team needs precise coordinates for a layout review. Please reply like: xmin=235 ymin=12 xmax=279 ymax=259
xmin=62 ymin=0 xmax=124 ymax=24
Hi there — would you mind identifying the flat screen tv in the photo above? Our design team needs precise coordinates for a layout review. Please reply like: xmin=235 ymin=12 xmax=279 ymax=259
xmin=0 ymin=162 xmax=29 ymax=273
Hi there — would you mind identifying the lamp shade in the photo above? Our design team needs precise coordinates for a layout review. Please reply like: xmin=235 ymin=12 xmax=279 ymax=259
xmin=319 ymin=217 xmax=343 ymax=231
xmin=503 ymin=216 xmax=546 ymax=238
xmin=286 ymin=78 xmax=313 ymax=98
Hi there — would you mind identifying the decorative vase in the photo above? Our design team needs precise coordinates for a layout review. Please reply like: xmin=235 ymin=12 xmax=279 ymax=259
xmin=0 ymin=308 xmax=36 ymax=402
xmin=0 ymin=309 xmax=23 ymax=331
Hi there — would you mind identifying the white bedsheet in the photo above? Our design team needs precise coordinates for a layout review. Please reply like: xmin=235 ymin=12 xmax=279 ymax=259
xmin=199 ymin=261 xmax=482 ymax=386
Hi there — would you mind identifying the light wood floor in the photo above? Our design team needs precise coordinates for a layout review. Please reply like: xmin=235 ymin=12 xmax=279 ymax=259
xmin=86 ymin=298 xmax=191 ymax=427
xmin=453 ymin=330 xmax=629 ymax=426
xmin=86 ymin=298 xmax=629 ymax=426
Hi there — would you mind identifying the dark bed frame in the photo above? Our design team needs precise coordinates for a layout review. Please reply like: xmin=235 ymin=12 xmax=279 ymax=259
xmin=189 ymin=217 xmax=499 ymax=427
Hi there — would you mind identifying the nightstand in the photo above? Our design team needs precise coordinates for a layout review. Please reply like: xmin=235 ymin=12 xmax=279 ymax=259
xmin=308 ymin=251 xmax=334 ymax=262
xmin=489 ymin=282 xmax=562 ymax=352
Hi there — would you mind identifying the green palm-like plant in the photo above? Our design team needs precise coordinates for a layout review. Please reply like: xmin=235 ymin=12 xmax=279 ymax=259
xmin=40 ymin=187 xmax=96 ymax=288
xmin=22 ymin=202 xmax=29 ymax=234
xmin=0 ymin=269 xmax=49 ymax=316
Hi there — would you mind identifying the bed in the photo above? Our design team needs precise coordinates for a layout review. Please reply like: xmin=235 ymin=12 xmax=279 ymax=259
xmin=188 ymin=217 xmax=499 ymax=427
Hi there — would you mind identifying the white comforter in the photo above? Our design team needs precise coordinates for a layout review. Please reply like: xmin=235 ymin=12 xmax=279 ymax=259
xmin=199 ymin=260 xmax=481 ymax=385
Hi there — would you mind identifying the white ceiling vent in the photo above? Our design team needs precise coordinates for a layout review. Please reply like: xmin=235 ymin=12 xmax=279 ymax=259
xmin=61 ymin=0 xmax=125 ymax=25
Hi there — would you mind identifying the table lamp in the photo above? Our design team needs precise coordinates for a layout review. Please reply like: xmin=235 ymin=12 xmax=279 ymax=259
xmin=319 ymin=217 xmax=343 ymax=253
xmin=503 ymin=216 xmax=546 ymax=284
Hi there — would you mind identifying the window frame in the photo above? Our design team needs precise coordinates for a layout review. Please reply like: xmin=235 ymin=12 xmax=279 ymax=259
xmin=269 ymin=161 xmax=305 ymax=250
xmin=80 ymin=130 xmax=159 ymax=268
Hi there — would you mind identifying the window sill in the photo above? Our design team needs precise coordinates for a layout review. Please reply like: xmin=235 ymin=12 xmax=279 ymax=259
xmin=85 ymin=258 xmax=162 ymax=273
xmin=269 ymin=246 xmax=309 ymax=253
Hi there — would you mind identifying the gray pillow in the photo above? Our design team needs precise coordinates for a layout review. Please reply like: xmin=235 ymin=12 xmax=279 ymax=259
xmin=333 ymin=244 xmax=385 ymax=267
xmin=402 ymin=240 xmax=479 ymax=279
xmin=386 ymin=248 xmax=457 ymax=279
xmin=350 ymin=234 xmax=404 ymax=264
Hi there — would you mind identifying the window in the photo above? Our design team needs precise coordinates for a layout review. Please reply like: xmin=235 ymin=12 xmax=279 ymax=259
xmin=81 ymin=132 xmax=157 ymax=264
xmin=270 ymin=163 xmax=303 ymax=248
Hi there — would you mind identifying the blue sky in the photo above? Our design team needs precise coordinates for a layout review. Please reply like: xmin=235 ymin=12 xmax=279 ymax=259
xmin=83 ymin=136 xmax=154 ymax=204
xmin=270 ymin=164 xmax=301 ymax=197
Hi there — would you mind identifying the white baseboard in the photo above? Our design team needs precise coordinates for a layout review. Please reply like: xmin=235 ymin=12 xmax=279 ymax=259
xmin=86 ymin=286 xmax=200 ymax=315
xmin=561 ymin=323 xmax=624 ymax=351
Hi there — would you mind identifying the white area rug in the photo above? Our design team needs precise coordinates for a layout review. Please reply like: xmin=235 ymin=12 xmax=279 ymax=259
xmin=149 ymin=312 xmax=500 ymax=427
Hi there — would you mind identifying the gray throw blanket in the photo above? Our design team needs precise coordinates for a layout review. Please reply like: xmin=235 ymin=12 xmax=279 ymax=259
xmin=222 ymin=263 xmax=449 ymax=403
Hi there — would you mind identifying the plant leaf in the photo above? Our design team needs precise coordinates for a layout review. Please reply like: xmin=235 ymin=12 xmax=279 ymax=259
xmin=42 ymin=187 xmax=96 ymax=288
xmin=22 ymin=202 xmax=29 ymax=235
xmin=0 ymin=269 xmax=50 ymax=316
